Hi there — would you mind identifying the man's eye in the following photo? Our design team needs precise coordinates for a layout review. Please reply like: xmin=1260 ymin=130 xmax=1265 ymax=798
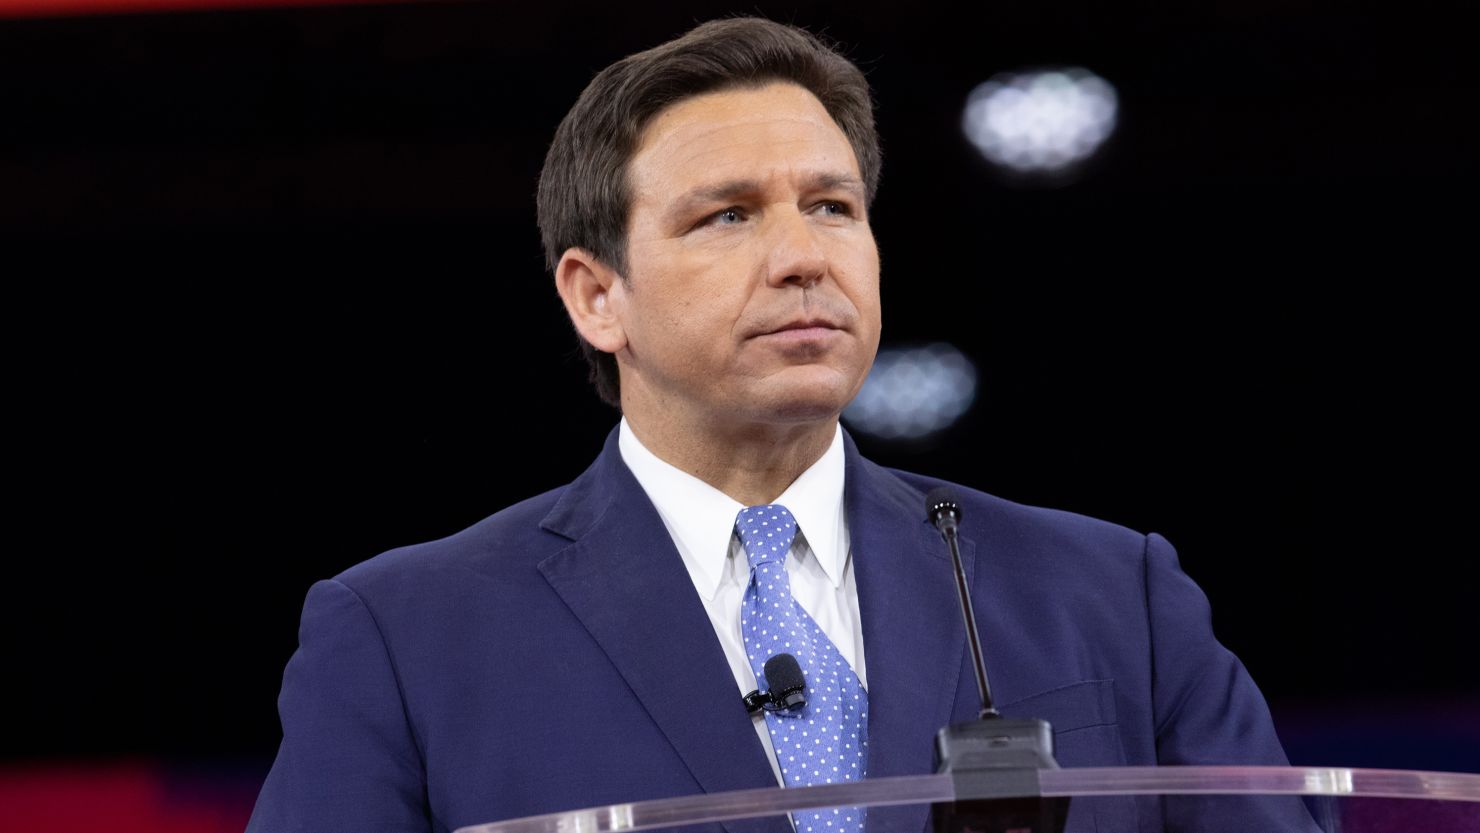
xmin=818 ymin=200 xmax=853 ymax=217
xmin=705 ymin=207 xmax=746 ymax=226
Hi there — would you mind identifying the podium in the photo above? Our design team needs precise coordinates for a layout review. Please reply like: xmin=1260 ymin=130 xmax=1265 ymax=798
xmin=452 ymin=766 xmax=1480 ymax=833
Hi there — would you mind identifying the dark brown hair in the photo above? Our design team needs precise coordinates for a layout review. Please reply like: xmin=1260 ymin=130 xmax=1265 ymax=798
xmin=536 ymin=16 xmax=882 ymax=407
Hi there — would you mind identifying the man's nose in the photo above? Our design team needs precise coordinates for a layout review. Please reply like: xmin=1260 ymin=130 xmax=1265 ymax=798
xmin=763 ymin=207 xmax=828 ymax=289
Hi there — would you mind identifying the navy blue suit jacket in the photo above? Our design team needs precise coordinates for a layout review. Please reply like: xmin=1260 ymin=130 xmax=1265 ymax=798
xmin=248 ymin=427 xmax=1294 ymax=833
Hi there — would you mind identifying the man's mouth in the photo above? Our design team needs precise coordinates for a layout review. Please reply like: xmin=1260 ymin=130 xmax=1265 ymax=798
xmin=764 ymin=318 xmax=842 ymax=336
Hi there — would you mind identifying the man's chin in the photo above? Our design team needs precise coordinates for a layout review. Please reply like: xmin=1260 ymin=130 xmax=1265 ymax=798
xmin=732 ymin=384 xmax=855 ymax=426
xmin=761 ymin=401 xmax=847 ymax=425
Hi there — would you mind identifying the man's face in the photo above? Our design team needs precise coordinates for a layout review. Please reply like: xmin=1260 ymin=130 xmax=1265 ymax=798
xmin=610 ymin=81 xmax=882 ymax=430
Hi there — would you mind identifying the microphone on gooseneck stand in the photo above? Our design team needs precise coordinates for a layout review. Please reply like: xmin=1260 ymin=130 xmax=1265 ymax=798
xmin=925 ymin=487 xmax=1070 ymax=833
xmin=927 ymin=488 xmax=999 ymax=720
xmin=743 ymin=653 xmax=807 ymax=715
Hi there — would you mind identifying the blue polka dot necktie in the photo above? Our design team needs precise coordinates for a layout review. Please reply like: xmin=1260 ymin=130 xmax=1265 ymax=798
xmin=736 ymin=504 xmax=868 ymax=833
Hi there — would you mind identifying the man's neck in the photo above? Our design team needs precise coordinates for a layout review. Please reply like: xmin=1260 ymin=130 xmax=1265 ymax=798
xmin=621 ymin=413 xmax=839 ymax=506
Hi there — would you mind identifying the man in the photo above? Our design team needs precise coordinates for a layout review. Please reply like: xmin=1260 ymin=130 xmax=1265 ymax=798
xmin=248 ymin=17 xmax=1298 ymax=833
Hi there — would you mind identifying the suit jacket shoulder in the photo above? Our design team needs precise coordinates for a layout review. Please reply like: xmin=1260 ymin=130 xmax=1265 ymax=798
xmin=886 ymin=463 xmax=1146 ymax=556
xmin=334 ymin=483 xmax=569 ymax=595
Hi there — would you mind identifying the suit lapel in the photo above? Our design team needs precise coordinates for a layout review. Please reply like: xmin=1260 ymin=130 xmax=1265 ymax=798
xmin=537 ymin=429 xmax=789 ymax=833
xmin=845 ymin=432 xmax=973 ymax=833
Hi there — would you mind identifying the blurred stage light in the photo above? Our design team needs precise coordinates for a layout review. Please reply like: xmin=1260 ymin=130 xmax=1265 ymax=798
xmin=962 ymin=68 xmax=1118 ymax=173
xmin=844 ymin=343 xmax=977 ymax=440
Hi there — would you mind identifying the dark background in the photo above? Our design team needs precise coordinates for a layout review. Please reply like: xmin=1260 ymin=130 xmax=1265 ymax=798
xmin=3 ymin=0 xmax=1475 ymax=786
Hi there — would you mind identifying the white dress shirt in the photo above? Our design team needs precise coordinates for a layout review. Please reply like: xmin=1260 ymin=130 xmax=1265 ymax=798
xmin=617 ymin=418 xmax=868 ymax=788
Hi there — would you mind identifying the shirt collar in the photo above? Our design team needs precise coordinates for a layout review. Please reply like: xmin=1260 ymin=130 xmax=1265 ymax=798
xmin=617 ymin=418 xmax=849 ymax=600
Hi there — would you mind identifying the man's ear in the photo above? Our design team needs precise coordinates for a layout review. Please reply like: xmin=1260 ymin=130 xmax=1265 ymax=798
xmin=554 ymin=248 xmax=627 ymax=354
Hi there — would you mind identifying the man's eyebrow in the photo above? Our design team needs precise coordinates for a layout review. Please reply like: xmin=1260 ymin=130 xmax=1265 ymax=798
xmin=664 ymin=172 xmax=866 ymax=223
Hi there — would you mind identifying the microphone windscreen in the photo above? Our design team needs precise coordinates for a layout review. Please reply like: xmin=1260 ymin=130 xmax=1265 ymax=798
xmin=764 ymin=653 xmax=806 ymax=692
xmin=925 ymin=486 xmax=962 ymax=524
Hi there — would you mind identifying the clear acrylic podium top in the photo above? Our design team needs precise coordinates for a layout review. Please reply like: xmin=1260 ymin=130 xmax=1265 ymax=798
xmin=452 ymin=766 xmax=1480 ymax=833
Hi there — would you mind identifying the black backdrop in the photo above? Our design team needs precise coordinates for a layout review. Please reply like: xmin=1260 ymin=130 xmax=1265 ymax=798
xmin=2 ymin=0 xmax=1474 ymax=771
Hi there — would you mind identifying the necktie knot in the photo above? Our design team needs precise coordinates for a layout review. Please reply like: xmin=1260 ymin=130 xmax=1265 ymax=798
xmin=734 ymin=504 xmax=798 ymax=569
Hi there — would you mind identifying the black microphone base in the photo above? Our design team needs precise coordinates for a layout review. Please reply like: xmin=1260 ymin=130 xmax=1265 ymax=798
xmin=932 ymin=718 xmax=1069 ymax=833
xmin=933 ymin=796 xmax=1070 ymax=833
